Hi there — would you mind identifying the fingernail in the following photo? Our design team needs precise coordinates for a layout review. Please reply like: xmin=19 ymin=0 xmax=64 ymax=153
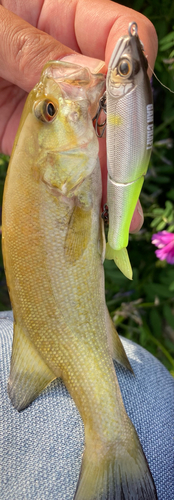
xmin=60 ymin=54 xmax=106 ymax=74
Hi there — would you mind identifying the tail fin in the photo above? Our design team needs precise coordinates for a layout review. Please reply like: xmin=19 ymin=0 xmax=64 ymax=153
xmin=74 ymin=433 xmax=157 ymax=500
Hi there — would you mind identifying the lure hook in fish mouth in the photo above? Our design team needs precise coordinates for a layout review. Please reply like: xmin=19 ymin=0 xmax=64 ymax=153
xmin=92 ymin=91 xmax=106 ymax=138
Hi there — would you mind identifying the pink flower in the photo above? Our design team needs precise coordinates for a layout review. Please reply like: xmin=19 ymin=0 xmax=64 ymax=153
xmin=152 ymin=231 xmax=174 ymax=264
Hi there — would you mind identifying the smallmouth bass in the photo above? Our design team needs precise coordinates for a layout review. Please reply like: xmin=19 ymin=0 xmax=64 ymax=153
xmin=2 ymin=61 xmax=157 ymax=499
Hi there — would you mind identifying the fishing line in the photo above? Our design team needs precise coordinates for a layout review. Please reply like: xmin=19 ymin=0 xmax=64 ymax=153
xmin=149 ymin=63 xmax=174 ymax=93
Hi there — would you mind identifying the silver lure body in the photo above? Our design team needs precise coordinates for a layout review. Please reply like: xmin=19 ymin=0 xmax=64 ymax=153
xmin=106 ymin=22 xmax=153 ymax=250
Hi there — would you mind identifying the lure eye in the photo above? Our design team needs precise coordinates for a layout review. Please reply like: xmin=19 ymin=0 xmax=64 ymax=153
xmin=34 ymin=99 xmax=57 ymax=123
xmin=118 ymin=59 xmax=132 ymax=77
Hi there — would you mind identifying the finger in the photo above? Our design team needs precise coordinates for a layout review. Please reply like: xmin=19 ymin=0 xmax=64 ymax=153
xmin=1 ymin=0 xmax=80 ymax=51
xmin=0 ymin=80 xmax=27 ymax=155
xmin=2 ymin=0 xmax=158 ymax=76
xmin=0 ymin=6 xmax=75 ymax=92
xmin=0 ymin=5 xmax=106 ymax=93
xmin=0 ymin=0 xmax=43 ymax=26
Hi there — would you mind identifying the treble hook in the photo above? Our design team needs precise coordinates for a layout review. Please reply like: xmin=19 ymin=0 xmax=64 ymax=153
xmin=93 ymin=91 xmax=106 ymax=138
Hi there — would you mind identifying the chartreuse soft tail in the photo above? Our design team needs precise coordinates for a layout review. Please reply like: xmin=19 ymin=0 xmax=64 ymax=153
xmin=105 ymin=242 xmax=133 ymax=280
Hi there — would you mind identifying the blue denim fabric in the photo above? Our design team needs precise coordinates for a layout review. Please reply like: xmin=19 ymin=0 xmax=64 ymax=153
xmin=0 ymin=311 xmax=174 ymax=500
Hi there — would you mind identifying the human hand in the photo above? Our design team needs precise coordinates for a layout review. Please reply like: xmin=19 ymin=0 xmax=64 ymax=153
xmin=0 ymin=0 xmax=158 ymax=231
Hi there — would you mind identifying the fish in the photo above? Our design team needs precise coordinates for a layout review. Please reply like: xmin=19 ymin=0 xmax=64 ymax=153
xmin=105 ymin=22 xmax=153 ymax=279
xmin=2 ymin=60 xmax=157 ymax=499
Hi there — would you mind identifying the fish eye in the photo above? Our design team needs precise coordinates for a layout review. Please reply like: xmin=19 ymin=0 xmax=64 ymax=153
xmin=118 ymin=59 xmax=132 ymax=77
xmin=34 ymin=99 xmax=57 ymax=123
xmin=43 ymin=100 xmax=57 ymax=122
xmin=46 ymin=102 xmax=56 ymax=119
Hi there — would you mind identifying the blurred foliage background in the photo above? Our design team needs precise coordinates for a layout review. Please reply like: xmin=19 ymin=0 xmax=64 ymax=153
xmin=0 ymin=0 xmax=174 ymax=375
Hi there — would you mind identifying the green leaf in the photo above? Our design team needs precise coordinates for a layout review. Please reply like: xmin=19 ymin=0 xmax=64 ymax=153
xmin=155 ymin=166 xmax=174 ymax=174
xmin=167 ymin=189 xmax=174 ymax=200
xmin=163 ymin=304 xmax=174 ymax=329
xmin=164 ymin=200 xmax=173 ymax=216
xmin=150 ymin=216 xmax=162 ymax=228
xmin=156 ymin=220 xmax=167 ymax=231
xmin=159 ymin=31 xmax=174 ymax=45
xmin=160 ymin=269 xmax=174 ymax=286
xmin=155 ymin=175 xmax=171 ymax=183
xmin=156 ymin=221 xmax=166 ymax=231
xmin=143 ymin=283 xmax=173 ymax=300
xmin=139 ymin=325 xmax=148 ymax=347
xmin=167 ymin=212 xmax=174 ymax=223
xmin=160 ymin=41 xmax=174 ymax=51
xmin=152 ymin=208 xmax=164 ymax=215
xmin=169 ymin=281 xmax=174 ymax=291
xmin=154 ymin=60 xmax=163 ymax=72
xmin=149 ymin=308 xmax=162 ymax=338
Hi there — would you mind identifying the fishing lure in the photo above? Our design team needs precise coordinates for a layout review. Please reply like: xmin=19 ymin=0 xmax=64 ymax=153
xmin=105 ymin=21 xmax=153 ymax=279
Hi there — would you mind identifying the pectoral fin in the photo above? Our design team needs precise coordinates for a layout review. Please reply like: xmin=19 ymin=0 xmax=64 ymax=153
xmin=65 ymin=206 xmax=92 ymax=263
xmin=8 ymin=322 xmax=57 ymax=411
xmin=105 ymin=307 xmax=133 ymax=373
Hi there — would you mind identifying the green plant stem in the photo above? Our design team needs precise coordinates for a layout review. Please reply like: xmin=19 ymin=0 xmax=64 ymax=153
xmin=137 ymin=299 xmax=174 ymax=308
xmin=144 ymin=213 xmax=156 ymax=218
xmin=119 ymin=321 xmax=174 ymax=369
xmin=154 ymin=115 xmax=174 ymax=137
xmin=106 ymin=297 xmax=126 ymax=307
xmin=142 ymin=321 xmax=174 ymax=368
xmin=118 ymin=323 xmax=141 ymax=334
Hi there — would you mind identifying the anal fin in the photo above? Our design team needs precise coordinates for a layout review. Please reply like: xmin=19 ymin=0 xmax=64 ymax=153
xmin=105 ymin=307 xmax=133 ymax=373
xmin=8 ymin=322 xmax=57 ymax=411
